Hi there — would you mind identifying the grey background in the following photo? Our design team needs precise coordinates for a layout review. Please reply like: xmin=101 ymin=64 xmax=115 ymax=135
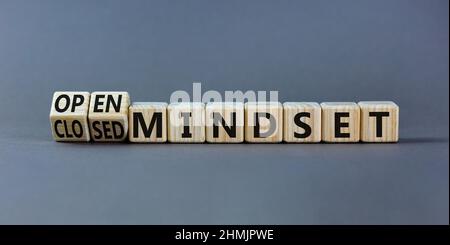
xmin=0 ymin=0 xmax=448 ymax=224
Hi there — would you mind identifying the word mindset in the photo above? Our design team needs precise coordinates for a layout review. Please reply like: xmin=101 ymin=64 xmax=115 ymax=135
xmin=49 ymin=91 xmax=399 ymax=143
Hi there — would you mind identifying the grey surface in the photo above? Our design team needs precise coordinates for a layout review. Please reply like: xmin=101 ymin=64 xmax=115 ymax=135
xmin=0 ymin=0 xmax=448 ymax=224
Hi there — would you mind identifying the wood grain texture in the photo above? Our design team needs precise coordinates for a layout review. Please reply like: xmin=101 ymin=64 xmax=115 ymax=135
xmin=283 ymin=102 xmax=321 ymax=143
xmin=128 ymin=102 xmax=167 ymax=143
xmin=88 ymin=91 xmax=130 ymax=142
xmin=167 ymin=102 xmax=205 ymax=143
xmin=49 ymin=91 xmax=91 ymax=142
xmin=244 ymin=102 xmax=283 ymax=143
xmin=321 ymin=102 xmax=360 ymax=143
xmin=205 ymin=102 xmax=244 ymax=143
xmin=359 ymin=101 xmax=399 ymax=142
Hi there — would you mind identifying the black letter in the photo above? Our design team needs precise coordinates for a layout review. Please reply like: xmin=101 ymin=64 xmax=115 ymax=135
xmin=335 ymin=112 xmax=350 ymax=138
xmin=63 ymin=120 xmax=73 ymax=138
xmin=181 ymin=112 xmax=192 ymax=138
xmin=213 ymin=112 xmax=236 ymax=138
xmin=55 ymin=94 xmax=70 ymax=113
xmin=54 ymin=120 xmax=65 ymax=137
xmin=112 ymin=121 xmax=124 ymax=139
xmin=71 ymin=95 xmax=84 ymax=112
xmin=133 ymin=112 xmax=163 ymax=138
xmin=92 ymin=121 xmax=103 ymax=139
xmin=72 ymin=120 xmax=83 ymax=138
xmin=102 ymin=121 xmax=112 ymax=139
xmin=106 ymin=94 xmax=122 ymax=112
xmin=254 ymin=113 xmax=276 ymax=138
xmin=93 ymin=95 xmax=105 ymax=112
xmin=293 ymin=112 xmax=312 ymax=138
xmin=369 ymin=112 xmax=390 ymax=137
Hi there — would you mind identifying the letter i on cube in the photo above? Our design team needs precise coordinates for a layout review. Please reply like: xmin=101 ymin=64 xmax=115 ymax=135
xmin=167 ymin=102 xmax=205 ymax=143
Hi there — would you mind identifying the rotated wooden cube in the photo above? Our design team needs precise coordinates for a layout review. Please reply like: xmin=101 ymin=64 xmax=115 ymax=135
xmin=205 ymin=102 xmax=244 ymax=143
xmin=283 ymin=102 xmax=321 ymax=143
xmin=359 ymin=101 xmax=399 ymax=142
xmin=321 ymin=102 xmax=360 ymax=143
xmin=244 ymin=102 xmax=283 ymax=143
xmin=49 ymin=91 xmax=91 ymax=142
xmin=128 ymin=102 xmax=167 ymax=143
xmin=168 ymin=102 xmax=205 ymax=143
xmin=88 ymin=91 xmax=130 ymax=142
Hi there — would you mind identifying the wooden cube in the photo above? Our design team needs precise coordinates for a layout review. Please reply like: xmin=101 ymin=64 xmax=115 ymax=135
xmin=88 ymin=91 xmax=130 ymax=142
xmin=244 ymin=102 xmax=283 ymax=143
xmin=283 ymin=102 xmax=321 ymax=143
xmin=128 ymin=102 xmax=167 ymax=143
xmin=49 ymin=91 xmax=91 ymax=142
xmin=321 ymin=102 xmax=360 ymax=143
xmin=205 ymin=102 xmax=244 ymax=143
xmin=167 ymin=103 xmax=205 ymax=143
xmin=358 ymin=101 xmax=399 ymax=142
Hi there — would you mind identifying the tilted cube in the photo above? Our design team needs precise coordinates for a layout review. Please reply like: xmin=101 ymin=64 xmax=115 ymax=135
xmin=88 ymin=91 xmax=130 ymax=142
xmin=50 ymin=91 xmax=91 ymax=142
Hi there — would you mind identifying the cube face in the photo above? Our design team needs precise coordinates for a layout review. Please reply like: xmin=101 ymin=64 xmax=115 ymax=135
xmin=205 ymin=102 xmax=244 ymax=143
xmin=283 ymin=102 xmax=321 ymax=143
xmin=88 ymin=92 xmax=130 ymax=142
xmin=128 ymin=102 xmax=167 ymax=143
xmin=49 ymin=91 xmax=91 ymax=142
xmin=167 ymin=103 xmax=205 ymax=143
xmin=359 ymin=101 xmax=399 ymax=142
xmin=321 ymin=102 xmax=360 ymax=143
xmin=244 ymin=102 xmax=283 ymax=143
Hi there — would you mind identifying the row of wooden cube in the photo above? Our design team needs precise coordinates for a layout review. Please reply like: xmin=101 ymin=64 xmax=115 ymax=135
xmin=50 ymin=91 xmax=399 ymax=143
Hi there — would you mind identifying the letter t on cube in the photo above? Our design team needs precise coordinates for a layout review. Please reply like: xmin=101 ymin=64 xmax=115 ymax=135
xmin=359 ymin=101 xmax=399 ymax=142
